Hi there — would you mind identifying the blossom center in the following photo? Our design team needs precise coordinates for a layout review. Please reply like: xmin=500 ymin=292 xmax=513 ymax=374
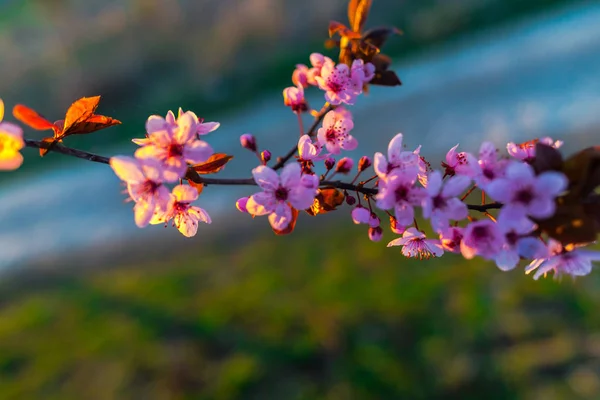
xmin=472 ymin=225 xmax=489 ymax=240
xmin=141 ymin=179 xmax=159 ymax=195
xmin=514 ymin=188 xmax=534 ymax=205
xmin=505 ymin=231 xmax=519 ymax=246
xmin=432 ymin=195 xmax=446 ymax=209
xmin=275 ymin=186 xmax=289 ymax=201
xmin=483 ymin=167 xmax=495 ymax=180
xmin=394 ymin=185 xmax=409 ymax=202
xmin=325 ymin=128 xmax=337 ymax=142
xmin=167 ymin=144 xmax=184 ymax=158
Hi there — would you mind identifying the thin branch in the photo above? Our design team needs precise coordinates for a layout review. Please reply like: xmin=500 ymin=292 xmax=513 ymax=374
xmin=272 ymin=104 xmax=333 ymax=171
xmin=25 ymin=139 xmax=110 ymax=164
xmin=25 ymin=138 xmax=504 ymax=213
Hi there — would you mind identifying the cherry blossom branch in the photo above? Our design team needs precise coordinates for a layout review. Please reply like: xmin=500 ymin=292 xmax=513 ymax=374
xmin=25 ymin=139 xmax=110 ymax=164
xmin=272 ymin=104 xmax=333 ymax=171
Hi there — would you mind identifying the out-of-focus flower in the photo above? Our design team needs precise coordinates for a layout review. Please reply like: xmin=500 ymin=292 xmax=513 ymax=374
xmin=526 ymin=240 xmax=600 ymax=280
xmin=507 ymin=137 xmax=563 ymax=161
xmin=439 ymin=227 xmax=464 ymax=254
xmin=460 ymin=219 xmax=504 ymax=260
xmin=351 ymin=59 xmax=375 ymax=84
xmin=110 ymin=156 xmax=170 ymax=228
xmin=317 ymin=107 xmax=357 ymax=154
xmin=236 ymin=197 xmax=249 ymax=213
xmin=261 ymin=150 xmax=271 ymax=164
xmin=0 ymin=101 xmax=24 ymax=170
xmin=422 ymin=171 xmax=470 ymax=232
xmin=486 ymin=161 xmax=567 ymax=222
xmin=387 ymin=227 xmax=444 ymax=259
xmin=493 ymin=217 xmax=546 ymax=271
xmin=245 ymin=163 xmax=318 ymax=230
xmin=358 ymin=156 xmax=372 ymax=172
xmin=292 ymin=64 xmax=310 ymax=88
xmin=134 ymin=111 xmax=213 ymax=182
xmin=325 ymin=157 xmax=336 ymax=170
xmin=298 ymin=135 xmax=324 ymax=162
xmin=471 ymin=142 xmax=508 ymax=189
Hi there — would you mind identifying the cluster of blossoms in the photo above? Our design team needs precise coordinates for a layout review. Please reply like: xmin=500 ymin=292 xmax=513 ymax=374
xmin=1 ymin=0 xmax=597 ymax=281
xmin=110 ymin=109 xmax=218 ymax=237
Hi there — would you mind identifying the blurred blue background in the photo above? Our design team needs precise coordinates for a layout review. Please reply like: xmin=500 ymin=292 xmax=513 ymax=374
xmin=1 ymin=0 xmax=600 ymax=398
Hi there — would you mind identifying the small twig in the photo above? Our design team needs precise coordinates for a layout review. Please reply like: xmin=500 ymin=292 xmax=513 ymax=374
xmin=25 ymin=139 xmax=110 ymax=164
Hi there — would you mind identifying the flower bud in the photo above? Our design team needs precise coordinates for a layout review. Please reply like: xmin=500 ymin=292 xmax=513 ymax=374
xmin=324 ymin=157 xmax=336 ymax=170
xmin=345 ymin=194 xmax=356 ymax=205
xmin=240 ymin=133 xmax=257 ymax=152
xmin=335 ymin=157 xmax=354 ymax=174
xmin=358 ymin=156 xmax=372 ymax=172
xmin=236 ymin=197 xmax=249 ymax=213
xmin=368 ymin=226 xmax=383 ymax=242
xmin=261 ymin=150 xmax=271 ymax=164
xmin=390 ymin=216 xmax=405 ymax=235
xmin=283 ymin=86 xmax=308 ymax=113
xmin=351 ymin=206 xmax=370 ymax=225
xmin=369 ymin=212 xmax=380 ymax=228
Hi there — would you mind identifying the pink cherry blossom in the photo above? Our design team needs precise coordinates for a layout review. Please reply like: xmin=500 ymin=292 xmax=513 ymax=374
xmin=439 ymin=227 xmax=464 ymax=254
xmin=376 ymin=170 xmax=426 ymax=226
xmin=493 ymin=217 xmax=546 ymax=271
xmin=335 ymin=157 xmax=354 ymax=174
xmin=317 ymin=107 xmax=357 ymax=154
xmin=441 ymin=144 xmax=477 ymax=177
xmin=245 ymin=163 xmax=318 ymax=230
xmin=109 ymin=156 xmax=171 ymax=228
xmin=240 ymin=133 xmax=257 ymax=152
xmin=236 ymin=197 xmax=249 ymax=213
xmin=373 ymin=133 xmax=420 ymax=180
xmin=460 ymin=219 xmax=504 ymax=260
xmin=526 ymin=240 xmax=600 ymax=280
xmin=297 ymin=135 xmax=324 ymax=162
xmin=292 ymin=64 xmax=310 ymax=88
xmin=283 ymin=85 xmax=308 ymax=113
xmin=486 ymin=161 xmax=567 ymax=222
xmin=422 ymin=171 xmax=470 ymax=232
xmin=387 ymin=228 xmax=444 ymax=259
xmin=134 ymin=111 xmax=213 ymax=182
xmin=153 ymin=185 xmax=211 ymax=237
xmin=0 ymin=121 xmax=24 ymax=170
xmin=507 ymin=137 xmax=563 ymax=161
xmin=471 ymin=142 xmax=509 ymax=188
xmin=315 ymin=58 xmax=362 ymax=105
xmin=306 ymin=53 xmax=330 ymax=85
xmin=351 ymin=59 xmax=375 ymax=84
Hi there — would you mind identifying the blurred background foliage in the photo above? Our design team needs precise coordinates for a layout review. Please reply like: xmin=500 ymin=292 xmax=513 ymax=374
xmin=1 ymin=0 xmax=600 ymax=398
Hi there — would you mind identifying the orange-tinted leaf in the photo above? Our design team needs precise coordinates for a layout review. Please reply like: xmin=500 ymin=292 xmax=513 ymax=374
xmin=187 ymin=179 xmax=204 ymax=196
xmin=370 ymin=70 xmax=402 ymax=86
xmin=192 ymin=153 xmax=234 ymax=174
xmin=329 ymin=21 xmax=361 ymax=39
xmin=324 ymin=39 xmax=340 ymax=49
xmin=272 ymin=206 xmax=299 ymax=235
xmin=38 ymin=137 xmax=57 ymax=157
xmin=12 ymin=104 xmax=57 ymax=131
xmin=307 ymin=188 xmax=345 ymax=215
xmin=62 ymin=114 xmax=122 ymax=137
xmin=62 ymin=96 xmax=100 ymax=134
xmin=349 ymin=0 xmax=372 ymax=33
xmin=371 ymin=53 xmax=392 ymax=71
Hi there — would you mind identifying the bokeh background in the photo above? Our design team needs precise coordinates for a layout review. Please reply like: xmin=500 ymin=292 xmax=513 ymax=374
xmin=1 ymin=0 xmax=600 ymax=398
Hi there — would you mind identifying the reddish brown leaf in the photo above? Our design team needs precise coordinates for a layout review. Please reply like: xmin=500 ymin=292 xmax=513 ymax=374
xmin=272 ymin=206 xmax=299 ymax=235
xmin=12 ymin=105 xmax=58 ymax=132
xmin=192 ymin=153 xmax=234 ymax=175
xmin=62 ymin=114 xmax=122 ymax=137
xmin=62 ymin=96 xmax=100 ymax=135
xmin=562 ymin=146 xmax=600 ymax=198
xmin=371 ymin=53 xmax=392 ymax=72
xmin=536 ymin=198 xmax=598 ymax=245
xmin=370 ymin=70 xmax=402 ymax=86
xmin=187 ymin=179 xmax=204 ymax=196
xmin=306 ymin=188 xmax=345 ymax=216
xmin=363 ymin=27 xmax=401 ymax=50
xmin=531 ymin=143 xmax=563 ymax=174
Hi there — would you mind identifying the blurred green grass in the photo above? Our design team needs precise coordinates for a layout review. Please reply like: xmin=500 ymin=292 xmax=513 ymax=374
xmin=1 ymin=219 xmax=599 ymax=399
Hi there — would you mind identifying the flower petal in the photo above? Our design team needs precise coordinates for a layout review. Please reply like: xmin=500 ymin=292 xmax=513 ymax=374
xmin=110 ymin=156 xmax=145 ymax=183
xmin=252 ymin=165 xmax=279 ymax=191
